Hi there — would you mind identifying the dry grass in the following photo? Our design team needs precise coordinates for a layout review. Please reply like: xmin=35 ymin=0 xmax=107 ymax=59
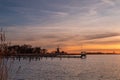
xmin=0 ymin=55 xmax=8 ymax=80
xmin=0 ymin=55 xmax=20 ymax=80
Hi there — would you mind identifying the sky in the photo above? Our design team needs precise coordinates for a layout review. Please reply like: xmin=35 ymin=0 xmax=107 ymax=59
xmin=0 ymin=0 xmax=120 ymax=53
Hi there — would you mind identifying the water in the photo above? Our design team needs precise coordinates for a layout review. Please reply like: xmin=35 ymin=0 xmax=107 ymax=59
xmin=6 ymin=55 xmax=120 ymax=80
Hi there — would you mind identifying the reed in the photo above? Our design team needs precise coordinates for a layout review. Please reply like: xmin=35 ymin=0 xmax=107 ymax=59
xmin=0 ymin=54 xmax=8 ymax=80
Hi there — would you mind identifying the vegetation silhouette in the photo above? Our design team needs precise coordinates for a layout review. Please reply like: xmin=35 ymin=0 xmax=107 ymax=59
xmin=4 ymin=44 xmax=67 ymax=57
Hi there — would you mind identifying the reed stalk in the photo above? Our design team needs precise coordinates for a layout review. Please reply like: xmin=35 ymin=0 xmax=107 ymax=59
xmin=0 ymin=53 xmax=8 ymax=80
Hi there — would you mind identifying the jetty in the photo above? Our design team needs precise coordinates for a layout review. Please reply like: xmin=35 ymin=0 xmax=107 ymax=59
xmin=57 ymin=55 xmax=86 ymax=58
xmin=3 ymin=53 xmax=87 ymax=59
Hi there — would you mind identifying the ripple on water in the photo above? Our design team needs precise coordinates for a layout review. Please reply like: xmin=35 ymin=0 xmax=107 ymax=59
xmin=6 ymin=55 xmax=120 ymax=80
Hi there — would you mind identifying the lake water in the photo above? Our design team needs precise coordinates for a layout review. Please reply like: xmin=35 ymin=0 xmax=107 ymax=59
xmin=6 ymin=55 xmax=120 ymax=80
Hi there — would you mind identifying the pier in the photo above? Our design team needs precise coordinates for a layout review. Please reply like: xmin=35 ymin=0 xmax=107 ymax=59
xmin=3 ymin=54 xmax=87 ymax=59
xmin=57 ymin=55 xmax=86 ymax=58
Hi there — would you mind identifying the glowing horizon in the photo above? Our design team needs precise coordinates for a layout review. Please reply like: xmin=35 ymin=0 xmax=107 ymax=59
xmin=1 ymin=0 xmax=120 ymax=53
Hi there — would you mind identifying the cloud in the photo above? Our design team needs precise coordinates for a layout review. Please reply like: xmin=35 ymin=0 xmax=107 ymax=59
xmin=42 ymin=35 xmax=59 ymax=39
xmin=101 ymin=0 xmax=115 ymax=5
xmin=1 ymin=0 xmax=120 ymax=50
xmin=89 ymin=7 xmax=98 ymax=16
xmin=0 ymin=0 xmax=119 ymax=28
xmin=0 ymin=0 xmax=70 ymax=27
xmin=84 ymin=32 xmax=120 ymax=40
xmin=84 ymin=39 xmax=120 ymax=45
xmin=41 ymin=10 xmax=68 ymax=17
xmin=56 ymin=35 xmax=79 ymax=42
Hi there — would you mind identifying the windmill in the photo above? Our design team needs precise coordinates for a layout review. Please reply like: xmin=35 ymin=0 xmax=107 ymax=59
xmin=56 ymin=45 xmax=61 ymax=55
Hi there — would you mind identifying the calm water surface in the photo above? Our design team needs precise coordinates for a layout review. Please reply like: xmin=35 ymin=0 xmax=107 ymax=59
xmin=6 ymin=55 xmax=120 ymax=80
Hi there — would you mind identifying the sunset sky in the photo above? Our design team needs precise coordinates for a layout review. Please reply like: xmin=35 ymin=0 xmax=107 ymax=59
xmin=0 ymin=0 xmax=120 ymax=53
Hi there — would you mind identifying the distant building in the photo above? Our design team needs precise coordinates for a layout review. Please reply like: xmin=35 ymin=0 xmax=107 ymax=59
xmin=80 ymin=51 xmax=86 ymax=58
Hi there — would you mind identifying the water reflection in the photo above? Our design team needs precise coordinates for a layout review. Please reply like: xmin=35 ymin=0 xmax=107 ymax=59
xmin=4 ymin=56 xmax=64 ymax=62
xmin=4 ymin=55 xmax=120 ymax=80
